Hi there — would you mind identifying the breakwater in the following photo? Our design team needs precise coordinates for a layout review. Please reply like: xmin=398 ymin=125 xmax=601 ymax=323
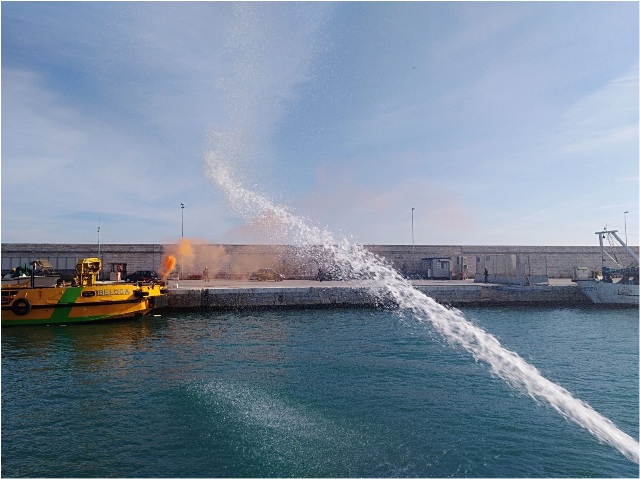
xmin=5 ymin=242 xmax=634 ymax=281
xmin=165 ymin=279 xmax=590 ymax=309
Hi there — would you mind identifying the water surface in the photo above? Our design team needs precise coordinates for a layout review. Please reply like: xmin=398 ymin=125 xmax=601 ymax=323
xmin=2 ymin=306 xmax=638 ymax=477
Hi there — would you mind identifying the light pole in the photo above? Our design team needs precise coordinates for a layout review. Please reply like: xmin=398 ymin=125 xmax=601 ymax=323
xmin=411 ymin=207 xmax=415 ymax=277
xmin=624 ymin=211 xmax=629 ymax=246
xmin=181 ymin=203 xmax=185 ymax=238
xmin=97 ymin=218 xmax=101 ymax=280
xmin=180 ymin=203 xmax=185 ymax=280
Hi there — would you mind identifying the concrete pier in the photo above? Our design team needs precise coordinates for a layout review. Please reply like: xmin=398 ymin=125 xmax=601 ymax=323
xmin=165 ymin=279 xmax=590 ymax=309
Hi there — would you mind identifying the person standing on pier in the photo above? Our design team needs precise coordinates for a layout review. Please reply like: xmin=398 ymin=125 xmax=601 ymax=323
xmin=484 ymin=267 xmax=489 ymax=283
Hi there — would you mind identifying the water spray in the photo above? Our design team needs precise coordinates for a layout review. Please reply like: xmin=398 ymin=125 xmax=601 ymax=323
xmin=205 ymin=157 xmax=639 ymax=464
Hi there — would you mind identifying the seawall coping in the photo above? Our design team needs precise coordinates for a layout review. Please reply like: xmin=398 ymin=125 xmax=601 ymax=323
xmin=165 ymin=281 xmax=590 ymax=309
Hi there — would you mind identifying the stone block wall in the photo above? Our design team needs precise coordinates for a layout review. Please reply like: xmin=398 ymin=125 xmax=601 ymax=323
xmin=2 ymin=242 xmax=637 ymax=279
xmin=1 ymin=243 xmax=164 ymax=279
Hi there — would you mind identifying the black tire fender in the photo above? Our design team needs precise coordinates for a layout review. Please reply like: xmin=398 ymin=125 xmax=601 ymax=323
xmin=12 ymin=298 xmax=31 ymax=316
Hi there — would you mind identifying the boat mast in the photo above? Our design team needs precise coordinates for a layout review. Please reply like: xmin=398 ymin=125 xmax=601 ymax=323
xmin=595 ymin=230 xmax=639 ymax=266
xmin=609 ymin=230 xmax=639 ymax=263
xmin=597 ymin=231 xmax=605 ymax=272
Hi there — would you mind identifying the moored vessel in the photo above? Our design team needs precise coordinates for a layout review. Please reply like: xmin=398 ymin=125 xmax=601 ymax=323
xmin=1 ymin=259 xmax=60 ymax=287
xmin=2 ymin=258 xmax=167 ymax=326
xmin=575 ymin=230 xmax=639 ymax=305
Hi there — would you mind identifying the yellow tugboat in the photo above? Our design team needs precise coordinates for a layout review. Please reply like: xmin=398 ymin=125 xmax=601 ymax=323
xmin=2 ymin=258 xmax=167 ymax=326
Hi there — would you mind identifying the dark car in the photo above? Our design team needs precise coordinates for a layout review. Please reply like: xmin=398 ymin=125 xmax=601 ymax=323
xmin=125 ymin=270 xmax=159 ymax=283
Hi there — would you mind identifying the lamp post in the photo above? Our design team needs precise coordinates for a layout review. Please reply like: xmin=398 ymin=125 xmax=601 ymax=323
xmin=180 ymin=203 xmax=185 ymax=280
xmin=411 ymin=207 xmax=415 ymax=277
xmin=181 ymin=203 xmax=185 ymax=238
xmin=624 ymin=211 xmax=629 ymax=245
xmin=97 ymin=218 xmax=101 ymax=281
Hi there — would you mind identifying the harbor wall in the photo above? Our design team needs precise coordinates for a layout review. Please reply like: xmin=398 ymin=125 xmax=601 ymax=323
xmin=2 ymin=243 xmax=638 ymax=280
xmin=166 ymin=283 xmax=590 ymax=309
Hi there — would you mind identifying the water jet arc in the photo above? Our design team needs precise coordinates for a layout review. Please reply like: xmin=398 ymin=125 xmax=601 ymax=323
xmin=206 ymin=159 xmax=640 ymax=464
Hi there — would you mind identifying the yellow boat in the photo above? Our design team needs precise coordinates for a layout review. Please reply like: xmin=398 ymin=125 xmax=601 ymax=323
xmin=1 ymin=258 xmax=167 ymax=326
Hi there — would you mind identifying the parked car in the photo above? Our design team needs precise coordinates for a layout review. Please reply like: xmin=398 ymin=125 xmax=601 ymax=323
xmin=249 ymin=268 xmax=285 ymax=281
xmin=125 ymin=270 xmax=159 ymax=283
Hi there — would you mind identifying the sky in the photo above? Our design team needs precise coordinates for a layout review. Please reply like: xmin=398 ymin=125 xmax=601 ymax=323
xmin=1 ymin=1 xmax=638 ymax=246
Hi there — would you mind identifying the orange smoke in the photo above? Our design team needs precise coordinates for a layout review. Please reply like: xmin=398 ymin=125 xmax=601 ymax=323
xmin=177 ymin=237 xmax=194 ymax=259
xmin=159 ymin=255 xmax=176 ymax=280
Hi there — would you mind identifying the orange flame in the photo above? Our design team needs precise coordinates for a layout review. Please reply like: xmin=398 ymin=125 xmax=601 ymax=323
xmin=159 ymin=255 xmax=176 ymax=280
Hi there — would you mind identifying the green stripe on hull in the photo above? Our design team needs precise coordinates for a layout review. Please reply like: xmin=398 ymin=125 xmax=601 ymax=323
xmin=49 ymin=287 xmax=83 ymax=322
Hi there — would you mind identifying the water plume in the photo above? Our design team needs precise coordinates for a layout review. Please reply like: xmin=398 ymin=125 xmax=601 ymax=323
xmin=205 ymin=157 xmax=639 ymax=464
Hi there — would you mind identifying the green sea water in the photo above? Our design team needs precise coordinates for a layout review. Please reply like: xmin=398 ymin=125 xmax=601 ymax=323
xmin=2 ymin=306 xmax=638 ymax=477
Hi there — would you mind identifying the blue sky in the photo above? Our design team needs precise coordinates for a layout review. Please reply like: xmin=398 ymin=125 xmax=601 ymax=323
xmin=2 ymin=2 xmax=638 ymax=246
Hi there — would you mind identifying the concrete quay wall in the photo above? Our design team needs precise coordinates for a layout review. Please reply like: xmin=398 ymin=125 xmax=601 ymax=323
xmin=1 ymin=243 xmax=165 ymax=278
xmin=169 ymin=286 xmax=376 ymax=309
xmin=4 ymin=243 xmax=637 ymax=280
xmin=166 ymin=282 xmax=590 ymax=310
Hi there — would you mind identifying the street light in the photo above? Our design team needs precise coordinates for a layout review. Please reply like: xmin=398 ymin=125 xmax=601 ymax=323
xmin=180 ymin=203 xmax=185 ymax=280
xmin=181 ymin=203 xmax=185 ymax=238
xmin=624 ymin=211 xmax=629 ymax=245
xmin=97 ymin=217 xmax=101 ymax=280
xmin=411 ymin=207 xmax=415 ymax=276
xmin=411 ymin=207 xmax=415 ymax=248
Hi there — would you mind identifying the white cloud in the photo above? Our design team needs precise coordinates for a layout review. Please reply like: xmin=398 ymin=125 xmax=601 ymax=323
xmin=1 ymin=68 xmax=197 ymax=242
xmin=559 ymin=67 xmax=639 ymax=157
xmin=2 ymin=2 xmax=637 ymax=245
xmin=432 ymin=3 xmax=530 ymax=60
xmin=2 ymin=69 xmax=88 ymax=175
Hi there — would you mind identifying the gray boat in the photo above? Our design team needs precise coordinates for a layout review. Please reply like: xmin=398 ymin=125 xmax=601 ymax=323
xmin=1 ymin=259 xmax=61 ymax=287
xmin=575 ymin=230 xmax=639 ymax=305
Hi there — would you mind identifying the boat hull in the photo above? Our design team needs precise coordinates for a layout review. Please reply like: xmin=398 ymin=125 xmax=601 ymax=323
xmin=575 ymin=280 xmax=639 ymax=305
xmin=2 ymin=283 xmax=167 ymax=326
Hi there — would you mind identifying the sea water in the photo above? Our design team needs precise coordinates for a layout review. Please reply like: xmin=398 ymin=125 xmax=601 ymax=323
xmin=203 ymin=160 xmax=640 ymax=465
xmin=2 ymin=306 xmax=638 ymax=477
